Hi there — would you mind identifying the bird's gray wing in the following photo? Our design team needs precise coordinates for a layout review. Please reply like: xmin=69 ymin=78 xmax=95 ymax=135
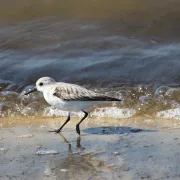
xmin=53 ymin=83 xmax=121 ymax=101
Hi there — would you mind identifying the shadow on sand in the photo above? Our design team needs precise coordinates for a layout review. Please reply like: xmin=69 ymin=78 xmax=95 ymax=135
xmin=83 ymin=126 xmax=157 ymax=135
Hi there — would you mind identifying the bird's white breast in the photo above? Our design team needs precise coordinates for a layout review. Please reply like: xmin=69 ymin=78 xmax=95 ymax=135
xmin=43 ymin=86 xmax=65 ymax=108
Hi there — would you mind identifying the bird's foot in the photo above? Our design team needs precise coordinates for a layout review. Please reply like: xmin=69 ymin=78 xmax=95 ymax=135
xmin=48 ymin=129 xmax=61 ymax=133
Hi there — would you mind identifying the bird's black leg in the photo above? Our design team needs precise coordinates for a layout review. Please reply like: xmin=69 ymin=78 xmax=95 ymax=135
xmin=49 ymin=112 xmax=70 ymax=133
xmin=76 ymin=111 xmax=88 ymax=135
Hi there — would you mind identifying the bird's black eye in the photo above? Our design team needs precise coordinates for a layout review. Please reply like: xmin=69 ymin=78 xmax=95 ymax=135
xmin=39 ymin=82 xmax=43 ymax=86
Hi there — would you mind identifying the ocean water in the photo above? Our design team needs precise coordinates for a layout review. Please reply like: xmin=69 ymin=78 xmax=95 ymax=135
xmin=1 ymin=0 xmax=180 ymax=119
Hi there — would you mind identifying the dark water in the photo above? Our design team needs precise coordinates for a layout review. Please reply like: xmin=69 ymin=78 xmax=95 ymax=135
xmin=0 ymin=0 xmax=180 ymax=118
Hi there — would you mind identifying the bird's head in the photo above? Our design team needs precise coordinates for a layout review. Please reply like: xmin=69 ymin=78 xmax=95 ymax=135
xmin=24 ymin=77 xmax=56 ymax=95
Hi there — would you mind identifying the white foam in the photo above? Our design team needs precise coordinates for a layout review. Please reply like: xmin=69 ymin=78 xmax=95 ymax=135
xmin=156 ymin=108 xmax=180 ymax=120
xmin=36 ymin=150 xmax=59 ymax=155
xmin=60 ymin=169 xmax=68 ymax=172
xmin=113 ymin=152 xmax=120 ymax=155
xmin=0 ymin=148 xmax=8 ymax=152
xmin=43 ymin=107 xmax=69 ymax=117
xmin=17 ymin=134 xmax=33 ymax=138
xmin=91 ymin=107 xmax=136 ymax=118
xmin=44 ymin=106 xmax=136 ymax=119
xmin=144 ymin=119 xmax=154 ymax=123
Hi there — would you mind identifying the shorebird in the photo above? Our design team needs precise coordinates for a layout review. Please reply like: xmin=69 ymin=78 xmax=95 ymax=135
xmin=24 ymin=77 xmax=121 ymax=135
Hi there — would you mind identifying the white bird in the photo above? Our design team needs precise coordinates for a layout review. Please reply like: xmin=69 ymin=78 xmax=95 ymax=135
xmin=24 ymin=77 xmax=121 ymax=135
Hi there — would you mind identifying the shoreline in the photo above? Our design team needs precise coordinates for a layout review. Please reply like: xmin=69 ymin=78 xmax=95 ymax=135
xmin=1 ymin=117 xmax=180 ymax=179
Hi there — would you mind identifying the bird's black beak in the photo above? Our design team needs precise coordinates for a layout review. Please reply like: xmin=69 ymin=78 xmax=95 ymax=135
xmin=24 ymin=87 xmax=37 ymax=95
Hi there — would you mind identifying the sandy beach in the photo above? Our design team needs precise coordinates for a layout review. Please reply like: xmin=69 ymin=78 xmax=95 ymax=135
xmin=0 ymin=117 xmax=180 ymax=180
xmin=1 ymin=0 xmax=180 ymax=179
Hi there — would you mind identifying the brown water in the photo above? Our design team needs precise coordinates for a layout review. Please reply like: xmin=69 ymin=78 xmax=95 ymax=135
xmin=0 ymin=1 xmax=180 ymax=118
xmin=1 ymin=0 xmax=180 ymax=85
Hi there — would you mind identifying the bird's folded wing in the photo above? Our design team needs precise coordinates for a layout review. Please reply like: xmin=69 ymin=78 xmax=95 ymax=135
xmin=53 ymin=84 xmax=121 ymax=101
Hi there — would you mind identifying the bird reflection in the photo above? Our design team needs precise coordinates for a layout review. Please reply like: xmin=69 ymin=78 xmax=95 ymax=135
xmin=58 ymin=133 xmax=85 ymax=153
xmin=76 ymin=136 xmax=82 ymax=149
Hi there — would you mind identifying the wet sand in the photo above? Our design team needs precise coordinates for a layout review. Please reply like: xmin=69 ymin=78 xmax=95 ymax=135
xmin=1 ymin=117 xmax=180 ymax=180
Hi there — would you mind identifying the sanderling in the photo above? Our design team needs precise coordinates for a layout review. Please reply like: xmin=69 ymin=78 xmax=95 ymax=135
xmin=24 ymin=77 xmax=121 ymax=135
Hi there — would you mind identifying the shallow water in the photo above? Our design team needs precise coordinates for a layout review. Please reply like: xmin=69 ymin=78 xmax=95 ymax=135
xmin=0 ymin=1 xmax=180 ymax=119
xmin=1 ymin=117 xmax=180 ymax=180
xmin=1 ymin=81 xmax=180 ymax=119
